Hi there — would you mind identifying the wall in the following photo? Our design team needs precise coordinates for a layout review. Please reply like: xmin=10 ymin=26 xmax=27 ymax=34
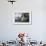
xmin=0 ymin=0 xmax=46 ymax=41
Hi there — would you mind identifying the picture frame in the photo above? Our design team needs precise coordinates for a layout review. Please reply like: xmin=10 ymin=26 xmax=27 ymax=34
xmin=13 ymin=11 xmax=32 ymax=25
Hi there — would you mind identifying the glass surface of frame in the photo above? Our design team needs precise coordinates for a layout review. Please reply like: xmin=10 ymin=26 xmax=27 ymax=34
xmin=13 ymin=11 xmax=32 ymax=25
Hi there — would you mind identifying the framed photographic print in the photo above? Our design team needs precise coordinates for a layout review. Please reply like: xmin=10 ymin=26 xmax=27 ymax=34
xmin=13 ymin=11 xmax=32 ymax=25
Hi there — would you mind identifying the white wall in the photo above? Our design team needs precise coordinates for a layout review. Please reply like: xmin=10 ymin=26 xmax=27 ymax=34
xmin=0 ymin=0 xmax=46 ymax=41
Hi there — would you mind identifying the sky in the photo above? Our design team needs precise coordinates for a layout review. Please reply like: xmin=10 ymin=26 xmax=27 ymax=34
xmin=0 ymin=0 xmax=46 ymax=42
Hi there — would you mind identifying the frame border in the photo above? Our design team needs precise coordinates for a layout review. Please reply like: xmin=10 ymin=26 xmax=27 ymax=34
xmin=13 ymin=11 xmax=32 ymax=25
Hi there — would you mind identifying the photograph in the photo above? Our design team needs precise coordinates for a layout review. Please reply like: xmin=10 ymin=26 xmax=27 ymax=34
xmin=15 ymin=13 xmax=29 ymax=22
xmin=13 ymin=11 xmax=32 ymax=25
